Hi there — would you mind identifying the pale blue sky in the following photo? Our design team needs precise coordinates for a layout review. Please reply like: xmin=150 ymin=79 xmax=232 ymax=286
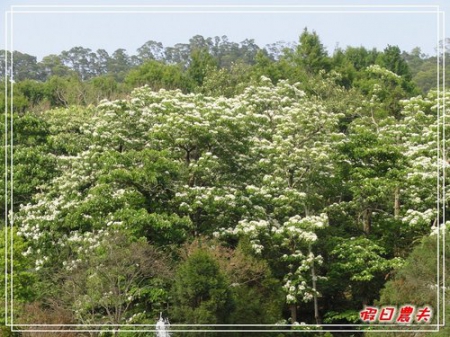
xmin=1 ymin=0 xmax=448 ymax=61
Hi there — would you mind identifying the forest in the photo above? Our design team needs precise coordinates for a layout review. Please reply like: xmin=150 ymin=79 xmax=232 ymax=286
xmin=1 ymin=29 xmax=449 ymax=336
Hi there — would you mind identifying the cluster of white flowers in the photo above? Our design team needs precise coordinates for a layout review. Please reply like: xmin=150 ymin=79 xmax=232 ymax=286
xmin=282 ymin=274 xmax=317 ymax=304
xmin=34 ymin=256 xmax=48 ymax=271
xmin=402 ymin=208 xmax=436 ymax=227
xmin=126 ymin=312 xmax=146 ymax=324
xmin=14 ymin=77 xmax=448 ymax=321
xmin=366 ymin=64 xmax=401 ymax=80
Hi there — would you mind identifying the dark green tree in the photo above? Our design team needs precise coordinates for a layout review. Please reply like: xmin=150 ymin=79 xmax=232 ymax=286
xmin=343 ymin=46 xmax=379 ymax=71
xmin=12 ymin=51 xmax=40 ymax=81
xmin=172 ymin=249 xmax=234 ymax=327
xmin=376 ymin=45 xmax=417 ymax=94
xmin=95 ymin=49 xmax=111 ymax=75
xmin=60 ymin=46 xmax=98 ymax=80
xmin=293 ymin=28 xmax=331 ymax=74
xmin=165 ymin=43 xmax=191 ymax=65
xmin=107 ymin=48 xmax=132 ymax=81
xmin=187 ymin=48 xmax=218 ymax=87
xmin=377 ymin=45 xmax=411 ymax=79
xmin=136 ymin=40 xmax=165 ymax=62
xmin=125 ymin=60 xmax=190 ymax=91
xmin=37 ymin=54 xmax=72 ymax=81
xmin=369 ymin=233 xmax=449 ymax=337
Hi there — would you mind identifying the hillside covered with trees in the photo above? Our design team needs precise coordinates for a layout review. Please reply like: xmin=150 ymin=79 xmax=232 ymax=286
xmin=1 ymin=29 xmax=449 ymax=336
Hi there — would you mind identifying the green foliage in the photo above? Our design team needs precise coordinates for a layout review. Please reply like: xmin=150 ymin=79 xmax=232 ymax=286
xmin=1 ymin=32 xmax=425 ymax=115
xmin=15 ymin=80 xmax=47 ymax=108
xmin=341 ymin=46 xmax=379 ymax=71
xmin=43 ymin=74 xmax=87 ymax=106
xmin=378 ymin=233 xmax=448 ymax=308
xmin=187 ymin=48 xmax=218 ymax=87
xmin=42 ymin=105 xmax=94 ymax=155
xmin=125 ymin=60 xmax=190 ymax=91
xmin=89 ymin=74 xmax=122 ymax=101
xmin=5 ymin=33 xmax=449 ymax=334
xmin=53 ymin=233 xmax=173 ymax=325
xmin=377 ymin=45 xmax=412 ymax=80
xmin=38 ymin=54 xmax=73 ymax=80
xmin=0 ymin=228 xmax=37 ymax=325
xmin=331 ymin=237 xmax=402 ymax=283
xmin=0 ymin=113 xmax=57 ymax=220
xmin=367 ymin=233 xmax=450 ymax=336
xmin=172 ymin=249 xmax=234 ymax=325
xmin=292 ymin=28 xmax=331 ymax=74
xmin=200 ymin=62 xmax=252 ymax=97
xmin=323 ymin=310 xmax=360 ymax=324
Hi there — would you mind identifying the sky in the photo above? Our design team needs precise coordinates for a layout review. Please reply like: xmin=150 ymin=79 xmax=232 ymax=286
xmin=0 ymin=0 xmax=449 ymax=61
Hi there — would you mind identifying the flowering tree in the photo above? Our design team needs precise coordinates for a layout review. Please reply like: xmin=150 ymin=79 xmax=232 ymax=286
xmin=12 ymin=70 xmax=449 ymax=328
xmin=58 ymin=233 xmax=172 ymax=330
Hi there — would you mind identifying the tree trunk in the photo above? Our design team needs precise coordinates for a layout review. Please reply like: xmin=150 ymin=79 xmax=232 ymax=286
xmin=394 ymin=186 xmax=400 ymax=219
xmin=186 ymin=149 xmax=191 ymax=165
xmin=363 ymin=208 xmax=371 ymax=235
xmin=310 ymin=246 xmax=321 ymax=324
xmin=290 ymin=303 xmax=297 ymax=324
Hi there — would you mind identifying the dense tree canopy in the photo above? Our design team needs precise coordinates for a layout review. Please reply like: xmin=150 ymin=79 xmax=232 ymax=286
xmin=1 ymin=30 xmax=448 ymax=336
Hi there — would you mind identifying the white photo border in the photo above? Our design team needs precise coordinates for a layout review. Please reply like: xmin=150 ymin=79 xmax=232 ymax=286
xmin=3 ymin=4 xmax=446 ymax=334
